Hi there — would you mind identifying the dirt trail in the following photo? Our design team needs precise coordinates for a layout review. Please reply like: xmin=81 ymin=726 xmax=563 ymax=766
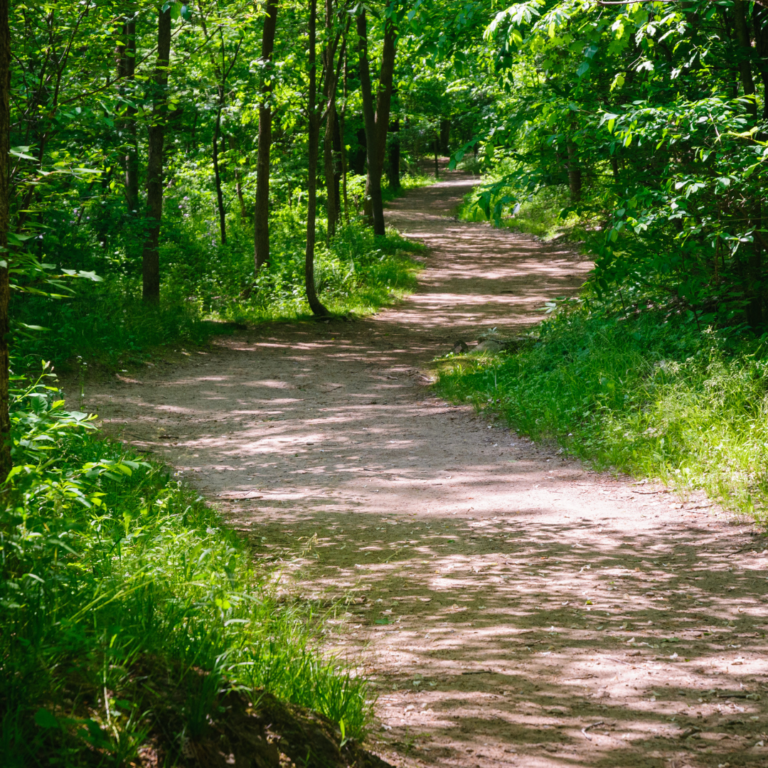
xmin=85 ymin=173 xmax=768 ymax=768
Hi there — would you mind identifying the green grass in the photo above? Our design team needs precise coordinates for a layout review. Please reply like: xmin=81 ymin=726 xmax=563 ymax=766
xmin=0 ymin=369 xmax=371 ymax=767
xmin=436 ymin=309 xmax=768 ymax=522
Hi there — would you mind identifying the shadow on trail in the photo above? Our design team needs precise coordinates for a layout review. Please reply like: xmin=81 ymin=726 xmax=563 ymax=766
xmin=267 ymin=512 xmax=767 ymax=767
xmin=85 ymin=171 xmax=768 ymax=768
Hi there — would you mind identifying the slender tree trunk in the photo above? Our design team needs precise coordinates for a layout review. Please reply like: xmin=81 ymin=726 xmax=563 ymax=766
xmin=567 ymin=139 xmax=581 ymax=203
xmin=339 ymin=50 xmax=349 ymax=224
xmin=339 ymin=109 xmax=349 ymax=224
xmin=610 ymin=156 xmax=619 ymax=182
xmin=324 ymin=101 xmax=338 ymax=237
xmin=306 ymin=0 xmax=329 ymax=316
xmin=434 ymin=135 xmax=439 ymax=178
xmin=141 ymin=6 xmax=172 ymax=303
xmin=752 ymin=6 xmax=768 ymax=119
xmin=373 ymin=19 xmax=396 ymax=173
xmin=322 ymin=0 xmax=339 ymax=239
xmin=254 ymin=0 xmax=279 ymax=272
xmin=387 ymin=113 xmax=400 ymax=190
xmin=734 ymin=0 xmax=758 ymax=119
xmin=212 ymin=88 xmax=227 ymax=245
xmin=332 ymin=110 xmax=342 ymax=213
xmin=117 ymin=8 xmax=139 ymax=215
xmin=362 ymin=18 xmax=396 ymax=225
xmin=229 ymin=134 xmax=248 ymax=220
xmin=439 ymin=118 xmax=450 ymax=154
xmin=357 ymin=10 xmax=385 ymax=235
xmin=0 ymin=0 xmax=11 ymax=482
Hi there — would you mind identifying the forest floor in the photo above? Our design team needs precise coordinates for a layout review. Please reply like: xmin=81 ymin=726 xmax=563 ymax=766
xmin=81 ymin=172 xmax=768 ymax=768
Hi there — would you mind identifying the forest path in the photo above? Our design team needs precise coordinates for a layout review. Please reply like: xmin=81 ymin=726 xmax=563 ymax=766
xmin=85 ymin=173 xmax=768 ymax=768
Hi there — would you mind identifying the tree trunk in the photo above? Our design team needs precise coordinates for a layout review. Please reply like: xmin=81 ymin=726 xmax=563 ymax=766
xmin=254 ymin=0 xmax=279 ymax=272
xmin=357 ymin=9 xmax=385 ymax=236
xmin=374 ymin=20 xmax=396 ymax=174
xmin=212 ymin=89 xmax=227 ymax=245
xmin=362 ymin=18 xmax=396 ymax=226
xmin=734 ymin=0 xmax=758 ymax=119
xmin=387 ymin=114 xmax=400 ymax=190
xmin=752 ymin=5 xmax=768 ymax=119
xmin=339 ymin=49 xmax=349 ymax=223
xmin=332 ymin=111 xmax=342 ymax=212
xmin=229 ymin=134 xmax=248 ymax=220
xmin=305 ymin=0 xmax=329 ymax=316
xmin=323 ymin=101 xmax=338 ymax=237
xmin=0 ymin=0 xmax=11 ymax=483
xmin=141 ymin=6 xmax=172 ymax=303
xmin=322 ymin=0 xmax=341 ymax=239
xmin=117 ymin=9 xmax=139 ymax=215
xmin=567 ymin=139 xmax=581 ymax=203
xmin=439 ymin=118 xmax=450 ymax=154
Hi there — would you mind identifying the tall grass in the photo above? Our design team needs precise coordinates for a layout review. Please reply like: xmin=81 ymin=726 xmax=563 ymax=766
xmin=0 ymin=369 xmax=371 ymax=766
xmin=436 ymin=309 xmax=768 ymax=521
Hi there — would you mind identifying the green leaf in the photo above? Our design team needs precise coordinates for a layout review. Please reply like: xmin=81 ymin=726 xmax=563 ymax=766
xmin=34 ymin=709 xmax=59 ymax=730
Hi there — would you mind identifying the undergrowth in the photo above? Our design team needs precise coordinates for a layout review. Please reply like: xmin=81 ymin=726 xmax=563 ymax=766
xmin=455 ymin=177 xmax=588 ymax=241
xmin=16 ymin=175 xmax=426 ymax=374
xmin=436 ymin=307 xmax=768 ymax=522
xmin=0 ymin=367 xmax=371 ymax=766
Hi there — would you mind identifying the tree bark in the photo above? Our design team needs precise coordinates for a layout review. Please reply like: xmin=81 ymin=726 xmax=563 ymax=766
xmin=305 ymin=0 xmax=329 ymax=316
xmin=254 ymin=0 xmax=279 ymax=272
xmin=141 ymin=6 xmax=172 ymax=303
xmin=357 ymin=10 xmax=385 ymax=235
xmin=0 ymin=0 xmax=11 ymax=482
xmin=117 ymin=8 xmax=139 ymax=215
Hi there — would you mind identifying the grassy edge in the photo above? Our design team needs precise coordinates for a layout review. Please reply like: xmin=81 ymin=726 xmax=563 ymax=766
xmin=432 ymin=316 xmax=768 ymax=525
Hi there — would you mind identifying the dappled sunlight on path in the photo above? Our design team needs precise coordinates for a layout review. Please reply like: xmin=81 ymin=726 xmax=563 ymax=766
xmin=84 ymin=171 xmax=768 ymax=768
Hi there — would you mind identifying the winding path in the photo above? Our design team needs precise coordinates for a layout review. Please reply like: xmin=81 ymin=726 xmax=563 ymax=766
xmin=86 ymin=173 xmax=768 ymax=768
